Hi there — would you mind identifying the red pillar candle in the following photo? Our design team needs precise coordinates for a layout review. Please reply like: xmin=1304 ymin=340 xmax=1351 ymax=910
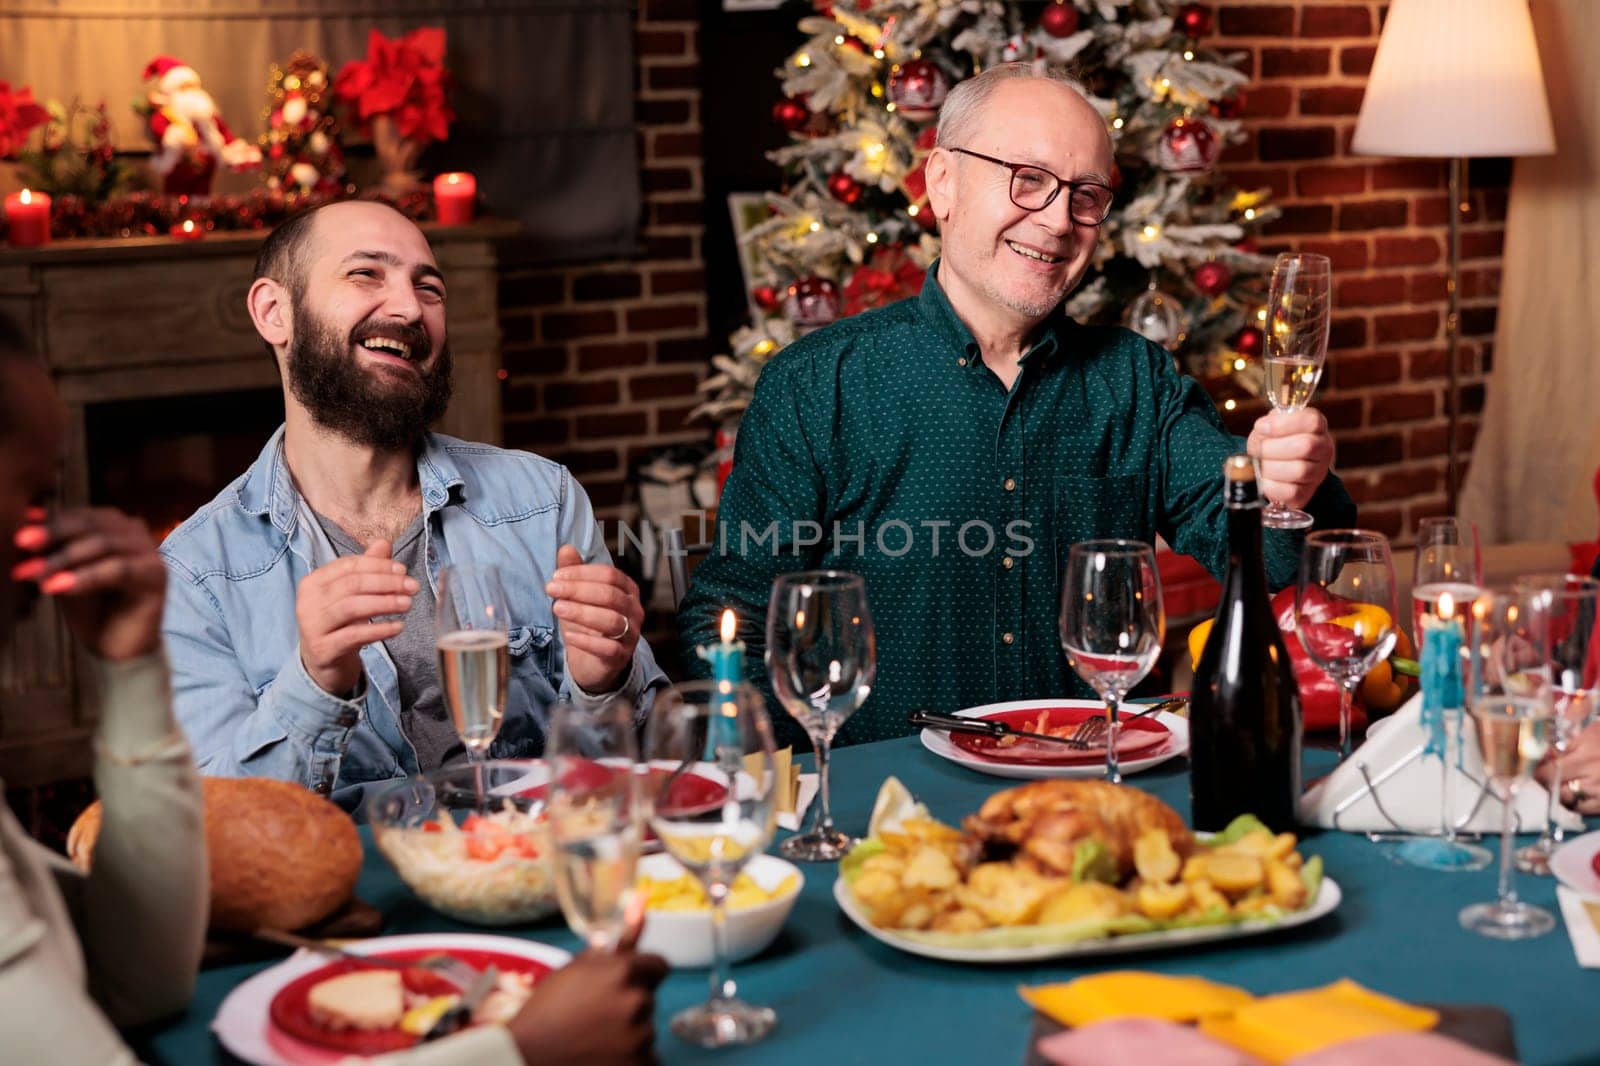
xmin=432 ymin=172 xmax=477 ymax=224
xmin=4 ymin=189 xmax=51 ymax=247
xmin=169 ymin=218 xmax=205 ymax=241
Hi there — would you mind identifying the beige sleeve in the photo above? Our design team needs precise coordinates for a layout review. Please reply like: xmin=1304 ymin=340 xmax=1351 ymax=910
xmin=73 ymin=653 xmax=209 ymax=1026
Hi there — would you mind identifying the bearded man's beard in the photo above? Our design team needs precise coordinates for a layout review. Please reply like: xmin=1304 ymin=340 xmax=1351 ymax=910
xmin=285 ymin=308 xmax=453 ymax=451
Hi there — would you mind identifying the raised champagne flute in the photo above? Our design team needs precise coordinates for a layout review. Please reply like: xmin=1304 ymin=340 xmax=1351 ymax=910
xmin=1059 ymin=540 xmax=1165 ymax=784
xmin=1394 ymin=517 xmax=1492 ymax=871
xmin=1512 ymin=574 xmax=1600 ymax=875
xmin=645 ymin=681 xmax=779 ymax=1047
xmin=766 ymin=571 xmax=875 ymax=862
xmin=436 ymin=565 xmax=511 ymax=809
xmin=1296 ymin=530 xmax=1398 ymax=761
xmin=544 ymin=698 xmax=642 ymax=951
xmin=1461 ymin=589 xmax=1556 ymax=939
xmin=1261 ymin=252 xmax=1331 ymax=530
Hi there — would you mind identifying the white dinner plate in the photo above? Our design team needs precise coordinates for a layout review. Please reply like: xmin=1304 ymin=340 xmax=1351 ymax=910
xmin=918 ymin=698 xmax=1190 ymax=780
xmin=211 ymin=932 xmax=571 ymax=1066
xmin=1551 ymin=829 xmax=1600 ymax=902
xmin=833 ymin=874 xmax=1341 ymax=964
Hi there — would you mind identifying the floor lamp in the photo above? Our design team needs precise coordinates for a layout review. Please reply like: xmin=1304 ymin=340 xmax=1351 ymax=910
xmin=1352 ymin=0 xmax=1554 ymax=514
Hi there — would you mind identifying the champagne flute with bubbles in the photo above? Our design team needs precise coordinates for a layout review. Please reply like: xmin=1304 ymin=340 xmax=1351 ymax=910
xmin=436 ymin=565 xmax=511 ymax=808
xmin=1461 ymin=589 xmax=1556 ymax=939
xmin=1261 ymin=252 xmax=1331 ymax=530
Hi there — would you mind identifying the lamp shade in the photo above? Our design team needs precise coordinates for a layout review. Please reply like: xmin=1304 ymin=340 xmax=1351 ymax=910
xmin=1352 ymin=0 xmax=1555 ymax=158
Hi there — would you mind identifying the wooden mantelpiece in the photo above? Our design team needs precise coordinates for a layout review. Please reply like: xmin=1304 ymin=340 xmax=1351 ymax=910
xmin=0 ymin=218 xmax=518 ymax=788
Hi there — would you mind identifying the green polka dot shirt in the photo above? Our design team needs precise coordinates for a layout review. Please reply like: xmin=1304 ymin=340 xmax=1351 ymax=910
xmin=678 ymin=263 xmax=1356 ymax=749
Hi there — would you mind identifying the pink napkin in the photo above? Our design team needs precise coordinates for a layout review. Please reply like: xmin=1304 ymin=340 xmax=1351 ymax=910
xmin=1037 ymin=1018 xmax=1268 ymax=1066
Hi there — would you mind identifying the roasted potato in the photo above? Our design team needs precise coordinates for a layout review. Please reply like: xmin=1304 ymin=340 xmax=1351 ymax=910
xmin=1133 ymin=828 xmax=1182 ymax=885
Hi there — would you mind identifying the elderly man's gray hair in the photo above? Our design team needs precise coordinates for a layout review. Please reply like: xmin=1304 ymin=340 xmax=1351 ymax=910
xmin=935 ymin=62 xmax=1097 ymax=149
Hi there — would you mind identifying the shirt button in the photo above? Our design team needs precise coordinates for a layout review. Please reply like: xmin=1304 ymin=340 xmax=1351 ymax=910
xmin=1002 ymin=556 xmax=1015 ymax=570
xmin=337 ymin=712 xmax=357 ymax=727
xmin=1004 ymin=478 xmax=1017 ymax=492
xmin=1002 ymin=631 xmax=1015 ymax=645
xmin=957 ymin=357 xmax=967 ymax=367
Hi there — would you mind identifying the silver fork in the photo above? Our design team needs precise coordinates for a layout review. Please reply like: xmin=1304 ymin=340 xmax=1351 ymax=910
xmin=1070 ymin=699 xmax=1185 ymax=747
xmin=254 ymin=928 xmax=483 ymax=990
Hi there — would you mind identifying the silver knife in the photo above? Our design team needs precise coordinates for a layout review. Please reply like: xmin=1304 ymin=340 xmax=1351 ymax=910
xmin=421 ymin=964 xmax=500 ymax=1043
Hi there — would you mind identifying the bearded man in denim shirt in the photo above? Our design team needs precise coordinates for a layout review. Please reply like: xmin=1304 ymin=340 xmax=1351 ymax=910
xmin=161 ymin=201 xmax=665 ymax=810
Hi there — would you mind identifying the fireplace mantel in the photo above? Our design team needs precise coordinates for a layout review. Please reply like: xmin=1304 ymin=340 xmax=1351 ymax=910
xmin=0 ymin=219 xmax=517 ymax=787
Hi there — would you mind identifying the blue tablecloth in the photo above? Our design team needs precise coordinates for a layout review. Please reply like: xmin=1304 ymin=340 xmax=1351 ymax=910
xmin=138 ymin=739 xmax=1600 ymax=1065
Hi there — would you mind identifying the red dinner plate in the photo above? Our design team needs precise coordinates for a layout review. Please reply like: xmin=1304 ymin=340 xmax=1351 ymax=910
xmin=516 ymin=761 xmax=728 ymax=817
xmin=268 ymin=948 xmax=553 ymax=1057
xmin=949 ymin=706 xmax=1169 ymax=765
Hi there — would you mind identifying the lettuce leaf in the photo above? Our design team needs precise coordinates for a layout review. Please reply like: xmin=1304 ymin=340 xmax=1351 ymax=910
xmin=1300 ymin=854 xmax=1324 ymax=899
xmin=1071 ymin=839 xmax=1119 ymax=884
xmin=1204 ymin=814 xmax=1272 ymax=848
xmin=838 ymin=837 xmax=885 ymax=885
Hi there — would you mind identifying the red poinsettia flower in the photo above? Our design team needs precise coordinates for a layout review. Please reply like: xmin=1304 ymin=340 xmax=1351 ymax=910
xmin=0 ymin=82 xmax=50 ymax=159
xmin=842 ymin=245 xmax=927 ymax=317
xmin=334 ymin=27 xmax=456 ymax=144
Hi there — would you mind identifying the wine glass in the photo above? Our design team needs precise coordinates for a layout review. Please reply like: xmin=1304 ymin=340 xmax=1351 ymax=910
xmin=436 ymin=565 xmax=511 ymax=808
xmin=645 ymin=681 xmax=779 ymax=1047
xmin=1393 ymin=517 xmax=1491 ymax=871
xmin=1513 ymin=574 xmax=1600 ymax=875
xmin=544 ymin=698 xmax=642 ymax=951
xmin=1296 ymin=530 xmax=1399 ymax=761
xmin=1261 ymin=252 xmax=1331 ymax=530
xmin=766 ymin=571 xmax=875 ymax=862
xmin=1461 ymin=589 xmax=1556 ymax=940
xmin=1059 ymin=540 xmax=1165 ymax=784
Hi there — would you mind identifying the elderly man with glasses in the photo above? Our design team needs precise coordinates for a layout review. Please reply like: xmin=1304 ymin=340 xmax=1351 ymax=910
xmin=680 ymin=64 xmax=1353 ymax=747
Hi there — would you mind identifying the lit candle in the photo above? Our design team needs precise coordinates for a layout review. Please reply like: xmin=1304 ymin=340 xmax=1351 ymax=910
xmin=699 ymin=609 xmax=744 ymax=692
xmin=432 ymin=171 xmax=477 ymax=225
xmin=4 ymin=189 xmax=51 ymax=247
xmin=169 ymin=218 xmax=205 ymax=242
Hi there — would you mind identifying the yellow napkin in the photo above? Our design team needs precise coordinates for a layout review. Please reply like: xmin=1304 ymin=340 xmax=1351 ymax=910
xmin=1020 ymin=971 xmax=1254 ymax=1027
xmin=1198 ymin=979 xmax=1438 ymax=1064
xmin=742 ymin=746 xmax=797 ymax=813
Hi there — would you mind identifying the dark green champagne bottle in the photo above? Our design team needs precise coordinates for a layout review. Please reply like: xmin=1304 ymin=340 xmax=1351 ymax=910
xmin=1189 ymin=454 xmax=1303 ymax=832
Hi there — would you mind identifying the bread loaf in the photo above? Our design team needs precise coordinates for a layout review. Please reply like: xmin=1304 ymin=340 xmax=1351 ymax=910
xmin=67 ymin=776 xmax=362 ymax=933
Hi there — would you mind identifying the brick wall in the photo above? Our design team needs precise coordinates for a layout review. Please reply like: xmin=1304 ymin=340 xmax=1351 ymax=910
xmin=496 ymin=0 xmax=709 ymax=522
xmin=1213 ymin=1 xmax=1508 ymax=540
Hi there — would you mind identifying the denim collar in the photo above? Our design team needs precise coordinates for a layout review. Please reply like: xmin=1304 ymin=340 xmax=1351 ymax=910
xmin=236 ymin=425 xmax=467 ymax=534
xmin=916 ymin=259 xmax=1072 ymax=371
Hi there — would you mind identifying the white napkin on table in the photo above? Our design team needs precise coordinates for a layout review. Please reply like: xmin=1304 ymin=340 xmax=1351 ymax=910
xmin=778 ymin=774 xmax=818 ymax=833
xmin=1299 ymin=693 xmax=1582 ymax=835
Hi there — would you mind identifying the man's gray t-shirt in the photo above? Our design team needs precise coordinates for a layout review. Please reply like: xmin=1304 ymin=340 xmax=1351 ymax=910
xmin=314 ymin=512 xmax=463 ymax=771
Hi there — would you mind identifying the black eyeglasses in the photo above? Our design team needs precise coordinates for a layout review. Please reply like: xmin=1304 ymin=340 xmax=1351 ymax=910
xmin=946 ymin=147 xmax=1115 ymax=226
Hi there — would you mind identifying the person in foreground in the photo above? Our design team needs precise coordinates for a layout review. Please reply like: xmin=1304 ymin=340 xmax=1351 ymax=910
xmin=680 ymin=64 xmax=1355 ymax=745
xmin=0 ymin=347 xmax=667 ymax=1065
xmin=161 ymin=200 xmax=666 ymax=810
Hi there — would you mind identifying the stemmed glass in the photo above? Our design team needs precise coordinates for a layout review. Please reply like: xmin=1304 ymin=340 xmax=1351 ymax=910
xmin=1261 ymin=252 xmax=1331 ymax=530
xmin=1296 ymin=530 xmax=1399 ymax=761
xmin=1513 ymin=574 xmax=1600 ymax=875
xmin=1394 ymin=517 xmax=1491 ymax=871
xmin=1059 ymin=540 xmax=1165 ymax=784
xmin=1461 ymin=590 xmax=1556 ymax=939
xmin=645 ymin=681 xmax=779 ymax=1047
xmin=766 ymin=571 xmax=875 ymax=862
xmin=436 ymin=565 xmax=511 ymax=808
xmin=544 ymin=698 xmax=642 ymax=951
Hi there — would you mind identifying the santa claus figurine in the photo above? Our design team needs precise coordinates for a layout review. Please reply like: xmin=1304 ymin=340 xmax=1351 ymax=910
xmin=141 ymin=55 xmax=262 ymax=197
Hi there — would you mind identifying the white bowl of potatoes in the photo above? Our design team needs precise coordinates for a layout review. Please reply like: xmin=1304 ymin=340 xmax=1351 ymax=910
xmin=634 ymin=852 xmax=803 ymax=968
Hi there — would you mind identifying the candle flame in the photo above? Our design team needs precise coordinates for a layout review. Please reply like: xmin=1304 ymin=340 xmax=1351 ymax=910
xmin=447 ymin=173 xmax=461 ymax=185
xmin=720 ymin=608 xmax=737 ymax=643
xmin=1438 ymin=591 xmax=1455 ymax=619
xmin=182 ymin=220 xmax=196 ymax=234
xmin=19 ymin=189 xmax=31 ymax=205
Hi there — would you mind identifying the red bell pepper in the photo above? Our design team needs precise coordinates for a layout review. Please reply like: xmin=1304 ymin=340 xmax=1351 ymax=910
xmin=1270 ymin=587 xmax=1368 ymax=733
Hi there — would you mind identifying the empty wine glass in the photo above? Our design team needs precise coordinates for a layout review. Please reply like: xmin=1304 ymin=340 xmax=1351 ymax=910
xmin=1392 ymin=517 xmax=1491 ymax=871
xmin=1059 ymin=540 xmax=1165 ymax=784
xmin=1512 ymin=574 xmax=1600 ymax=875
xmin=544 ymin=698 xmax=642 ymax=951
xmin=436 ymin=565 xmax=511 ymax=809
xmin=766 ymin=571 xmax=875 ymax=862
xmin=1261 ymin=252 xmax=1331 ymax=530
xmin=1297 ymin=530 xmax=1399 ymax=761
xmin=1461 ymin=589 xmax=1556 ymax=940
xmin=645 ymin=681 xmax=779 ymax=1047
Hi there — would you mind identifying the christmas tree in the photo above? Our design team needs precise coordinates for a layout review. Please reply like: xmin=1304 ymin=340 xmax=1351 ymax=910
xmin=695 ymin=0 xmax=1278 ymax=432
xmin=259 ymin=52 xmax=347 ymax=197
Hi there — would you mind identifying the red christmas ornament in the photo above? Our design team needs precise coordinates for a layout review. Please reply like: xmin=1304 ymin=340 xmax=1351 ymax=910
xmin=827 ymin=170 xmax=864 ymax=206
xmin=1157 ymin=117 xmax=1221 ymax=174
xmin=752 ymin=285 xmax=783 ymax=312
xmin=888 ymin=60 xmax=950 ymax=122
xmin=772 ymin=97 xmax=809 ymax=132
xmin=1235 ymin=236 xmax=1260 ymax=254
xmin=1038 ymin=1 xmax=1080 ymax=38
xmin=785 ymin=276 xmax=841 ymax=331
xmin=839 ymin=36 xmax=867 ymax=53
xmin=1193 ymin=261 xmax=1232 ymax=296
xmin=1176 ymin=3 xmax=1212 ymax=37
xmin=1109 ymin=162 xmax=1123 ymax=191
xmin=1210 ymin=92 xmax=1245 ymax=120
xmin=1234 ymin=326 xmax=1264 ymax=357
